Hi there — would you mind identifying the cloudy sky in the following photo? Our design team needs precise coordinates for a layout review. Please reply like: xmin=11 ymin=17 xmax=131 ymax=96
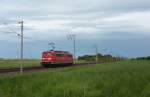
xmin=0 ymin=0 xmax=150 ymax=58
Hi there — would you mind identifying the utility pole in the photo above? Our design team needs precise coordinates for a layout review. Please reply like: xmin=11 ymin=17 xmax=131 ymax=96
xmin=103 ymin=49 xmax=107 ymax=62
xmin=94 ymin=44 xmax=98 ymax=63
xmin=73 ymin=34 xmax=76 ymax=61
xmin=19 ymin=21 xmax=24 ymax=73
xmin=67 ymin=34 xmax=76 ymax=64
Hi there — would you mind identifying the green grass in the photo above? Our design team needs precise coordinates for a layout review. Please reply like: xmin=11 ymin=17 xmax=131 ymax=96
xmin=0 ymin=60 xmax=88 ymax=69
xmin=0 ymin=60 xmax=150 ymax=97
xmin=0 ymin=60 xmax=41 ymax=68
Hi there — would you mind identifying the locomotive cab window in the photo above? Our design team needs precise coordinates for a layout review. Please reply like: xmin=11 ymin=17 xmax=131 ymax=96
xmin=47 ymin=53 xmax=52 ymax=56
xmin=56 ymin=54 xmax=64 ymax=57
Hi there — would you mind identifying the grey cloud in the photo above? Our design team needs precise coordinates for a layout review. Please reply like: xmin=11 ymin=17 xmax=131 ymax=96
xmin=1 ymin=0 xmax=150 ymax=18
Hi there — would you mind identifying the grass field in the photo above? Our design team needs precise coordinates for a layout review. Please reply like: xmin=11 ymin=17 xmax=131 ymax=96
xmin=0 ymin=60 xmax=150 ymax=97
xmin=0 ymin=60 xmax=41 ymax=69
xmin=0 ymin=60 xmax=88 ymax=69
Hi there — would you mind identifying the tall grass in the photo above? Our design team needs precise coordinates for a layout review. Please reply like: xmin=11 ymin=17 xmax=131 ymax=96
xmin=0 ymin=60 xmax=150 ymax=97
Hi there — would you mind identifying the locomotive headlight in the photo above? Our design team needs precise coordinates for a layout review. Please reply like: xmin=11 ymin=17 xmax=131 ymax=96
xmin=48 ymin=58 xmax=52 ymax=60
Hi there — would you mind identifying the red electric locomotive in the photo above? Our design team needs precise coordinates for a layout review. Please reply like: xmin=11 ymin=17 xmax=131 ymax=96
xmin=41 ymin=50 xmax=74 ymax=67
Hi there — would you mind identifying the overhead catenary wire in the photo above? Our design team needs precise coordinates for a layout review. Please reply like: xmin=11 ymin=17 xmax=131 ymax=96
xmin=3 ymin=23 xmax=21 ymax=37
xmin=1 ymin=21 xmax=90 ymax=60
xmin=1 ymin=22 xmax=32 ymax=40
xmin=1 ymin=22 xmax=71 ymax=46
xmin=1 ymin=22 xmax=54 ymax=60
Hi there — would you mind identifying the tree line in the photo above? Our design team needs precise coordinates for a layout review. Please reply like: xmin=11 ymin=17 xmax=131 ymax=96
xmin=78 ymin=53 xmax=126 ymax=62
xmin=132 ymin=56 xmax=150 ymax=60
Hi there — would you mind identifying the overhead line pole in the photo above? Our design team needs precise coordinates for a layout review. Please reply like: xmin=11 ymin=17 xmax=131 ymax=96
xmin=19 ymin=21 xmax=24 ymax=73
xmin=67 ymin=34 xmax=76 ymax=64
xmin=72 ymin=34 xmax=76 ymax=62
xmin=94 ymin=44 xmax=98 ymax=63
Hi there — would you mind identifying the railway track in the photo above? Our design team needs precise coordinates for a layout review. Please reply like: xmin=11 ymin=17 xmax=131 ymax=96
xmin=0 ymin=62 xmax=102 ymax=74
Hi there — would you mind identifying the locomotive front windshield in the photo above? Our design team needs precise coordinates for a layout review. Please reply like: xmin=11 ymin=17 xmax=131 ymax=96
xmin=56 ymin=54 xmax=64 ymax=57
xmin=42 ymin=52 xmax=52 ymax=57
xmin=47 ymin=53 xmax=52 ymax=57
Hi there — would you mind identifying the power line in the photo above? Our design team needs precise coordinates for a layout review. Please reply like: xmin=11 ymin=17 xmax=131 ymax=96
xmin=3 ymin=23 xmax=21 ymax=37
xmin=1 ymin=22 xmax=32 ymax=40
